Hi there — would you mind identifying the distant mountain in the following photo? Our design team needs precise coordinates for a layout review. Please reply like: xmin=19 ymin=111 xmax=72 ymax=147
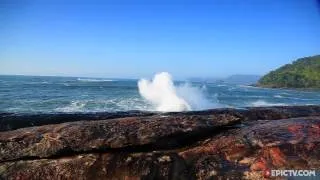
xmin=221 ymin=75 xmax=261 ymax=85
xmin=258 ymin=55 xmax=320 ymax=88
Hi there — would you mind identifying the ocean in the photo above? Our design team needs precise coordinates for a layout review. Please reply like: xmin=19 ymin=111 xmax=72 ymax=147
xmin=0 ymin=74 xmax=320 ymax=113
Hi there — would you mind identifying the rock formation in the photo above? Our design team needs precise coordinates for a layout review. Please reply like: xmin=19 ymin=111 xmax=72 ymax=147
xmin=0 ymin=105 xmax=320 ymax=179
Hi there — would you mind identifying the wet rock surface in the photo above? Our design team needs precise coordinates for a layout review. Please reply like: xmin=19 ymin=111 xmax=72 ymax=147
xmin=0 ymin=106 xmax=320 ymax=179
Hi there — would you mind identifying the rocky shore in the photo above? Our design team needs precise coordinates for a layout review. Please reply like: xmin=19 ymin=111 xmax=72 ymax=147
xmin=0 ymin=105 xmax=320 ymax=179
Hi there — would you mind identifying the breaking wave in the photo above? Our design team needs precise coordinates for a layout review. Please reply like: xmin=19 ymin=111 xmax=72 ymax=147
xmin=55 ymin=101 xmax=87 ymax=112
xmin=138 ymin=72 xmax=214 ymax=112
xmin=250 ymin=100 xmax=287 ymax=107
xmin=54 ymin=98 xmax=149 ymax=113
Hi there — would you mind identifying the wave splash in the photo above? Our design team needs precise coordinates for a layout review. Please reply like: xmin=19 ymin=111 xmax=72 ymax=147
xmin=138 ymin=72 xmax=213 ymax=112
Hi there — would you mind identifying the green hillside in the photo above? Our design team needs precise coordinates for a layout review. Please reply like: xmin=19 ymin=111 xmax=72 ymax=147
xmin=258 ymin=55 xmax=320 ymax=88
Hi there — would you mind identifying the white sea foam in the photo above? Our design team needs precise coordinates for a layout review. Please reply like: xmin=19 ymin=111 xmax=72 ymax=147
xmin=274 ymin=95 xmax=283 ymax=98
xmin=25 ymin=81 xmax=50 ymax=85
xmin=250 ymin=100 xmax=287 ymax=107
xmin=138 ymin=72 xmax=214 ymax=112
xmin=62 ymin=83 xmax=70 ymax=86
xmin=77 ymin=78 xmax=114 ymax=82
xmin=54 ymin=98 xmax=150 ymax=112
xmin=55 ymin=101 xmax=87 ymax=112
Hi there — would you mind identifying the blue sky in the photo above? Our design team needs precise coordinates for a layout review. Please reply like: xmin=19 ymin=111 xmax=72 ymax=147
xmin=1 ymin=0 xmax=320 ymax=79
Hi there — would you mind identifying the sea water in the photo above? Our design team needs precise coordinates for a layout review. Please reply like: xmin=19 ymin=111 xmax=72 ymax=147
xmin=0 ymin=74 xmax=319 ymax=113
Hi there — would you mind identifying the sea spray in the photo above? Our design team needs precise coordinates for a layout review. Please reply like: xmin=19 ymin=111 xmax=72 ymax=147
xmin=138 ymin=72 xmax=213 ymax=112
xmin=176 ymin=83 xmax=213 ymax=110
